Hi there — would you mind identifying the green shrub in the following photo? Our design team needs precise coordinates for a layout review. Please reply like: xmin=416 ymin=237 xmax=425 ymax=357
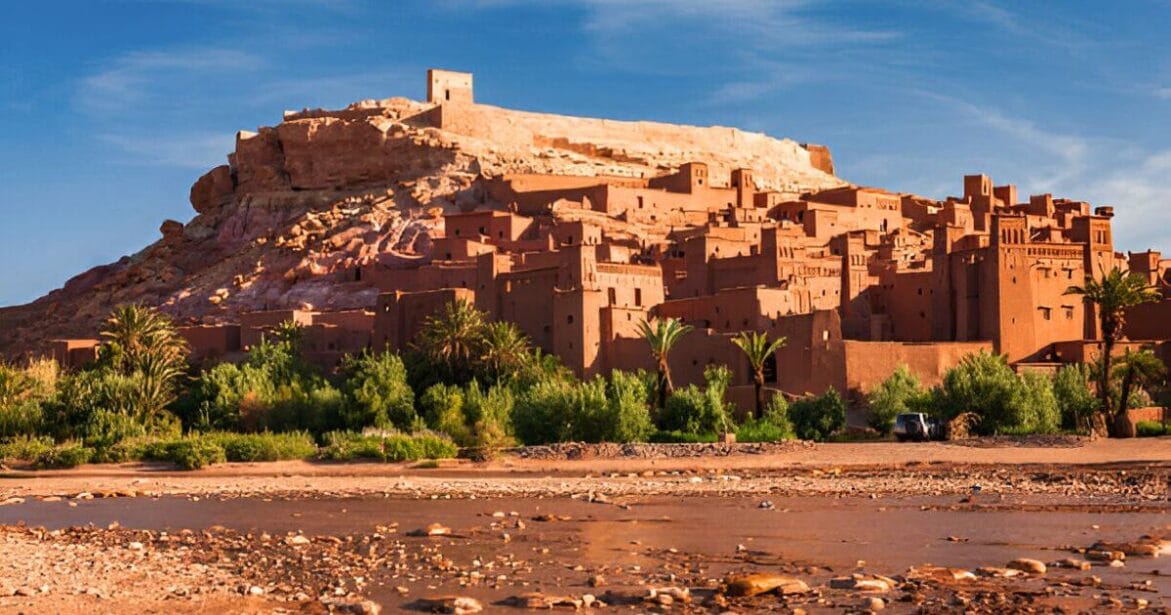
xmin=421 ymin=383 xmax=468 ymax=441
xmin=867 ymin=365 xmax=929 ymax=435
xmin=181 ymin=334 xmax=342 ymax=434
xmin=461 ymin=382 xmax=516 ymax=448
xmin=658 ymin=366 xmax=734 ymax=436
xmin=34 ymin=443 xmax=93 ymax=469
xmin=0 ymin=435 xmax=54 ymax=461
xmin=0 ymin=400 xmax=44 ymax=438
xmin=789 ymin=388 xmax=846 ymax=441
xmin=203 ymin=431 xmax=317 ymax=462
xmin=737 ymin=394 xmax=796 ymax=442
xmin=167 ymin=439 xmax=226 ymax=470
xmin=596 ymin=371 xmax=654 ymax=443
xmin=1136 ymin=420 xmax=1167 ymax=437
xmin=137 ymin=438 xmax=226 ymax=470
xmin=82 ymin=410 xmax=148 ymax=450
xmin=1053 ymin=363 xmax=1099 ymax=431
xmin=318 ymin=431 xmax=457 ymax=462
xmin=319 ymin=431 xmax=385 ymax=460
xmin=932 ymin=351 xmax=1059 ymax=435
xmin=512 ymin=380 xmax=575 ymax=444
xmin=340 ymin=352 xmax=416 ymax=431
xmin=1017 ymin=371 xmax=1061 ymax=434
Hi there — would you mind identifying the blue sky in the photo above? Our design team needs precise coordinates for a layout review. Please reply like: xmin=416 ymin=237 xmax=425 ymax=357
xmin=2 ymin=0 xmax=1170 ymax=307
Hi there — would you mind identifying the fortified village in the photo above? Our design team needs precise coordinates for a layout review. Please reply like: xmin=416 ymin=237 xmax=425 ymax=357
xmin=16 ymin=70 xmax=1171 ymax=411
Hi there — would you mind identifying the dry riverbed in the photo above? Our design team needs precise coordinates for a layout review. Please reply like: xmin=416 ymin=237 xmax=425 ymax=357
xmin=1 ymin=439 xmax=1170 ymax=613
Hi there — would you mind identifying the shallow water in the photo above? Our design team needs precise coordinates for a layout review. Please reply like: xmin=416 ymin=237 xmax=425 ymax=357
xmin=3 ymin=493 xmax=1169 ymax=606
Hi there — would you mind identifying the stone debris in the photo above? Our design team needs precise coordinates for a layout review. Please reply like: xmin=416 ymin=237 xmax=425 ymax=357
xmin=724 ymin=573 xmax=810 ymax=597
xmin=1006 ymin=558 xmax=1046 ymax=574
xmin=414 ymin=596 xmax=483 ymax=614
xmin=408 ymin=523 xmax=452 ymax=537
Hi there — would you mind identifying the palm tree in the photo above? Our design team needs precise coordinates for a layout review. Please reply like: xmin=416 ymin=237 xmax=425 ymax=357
xmin=480 ymin=321 xmax=530 ymax=380
xmin=98 ymin=304 xmax=189 ymax=420
xmin=1065 ymin=267 xmax=1160 ymax=433
xmin=639 ymin=317 xmax=693 ymax=410
xmin=415 ymin=299 xmax=486 ymax=382
xmin=99 ymin=304 xmax=188 ymax=374
xmin=731 ymin=331 xmax=787 ymax=419
xmin=1114 ymin=348 xmax=1166 ymax=424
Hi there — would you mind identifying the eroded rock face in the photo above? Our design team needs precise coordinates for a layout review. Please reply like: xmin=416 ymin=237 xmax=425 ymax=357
xmin=190 ymin=165 xmax=234 ymax=215
xmin=0 ymin=91 xmax=842 ymax=359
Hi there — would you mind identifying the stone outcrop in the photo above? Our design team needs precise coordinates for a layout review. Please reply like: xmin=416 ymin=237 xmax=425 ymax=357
xmin=0 ymin=72 xmax=840 ymax=359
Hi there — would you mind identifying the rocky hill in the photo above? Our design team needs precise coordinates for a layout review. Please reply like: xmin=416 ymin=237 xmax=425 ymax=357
xmin=0 ymin=80 xmax=843 ymax=360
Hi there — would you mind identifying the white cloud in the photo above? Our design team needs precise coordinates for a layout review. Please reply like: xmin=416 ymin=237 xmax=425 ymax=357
xmin=78 ymin=48 xmax=265 ymax=114
xmin=1156 ymin=87 xmax=1171 ymax=99
xmin=96 ymin=132 xmax=234 ymax=169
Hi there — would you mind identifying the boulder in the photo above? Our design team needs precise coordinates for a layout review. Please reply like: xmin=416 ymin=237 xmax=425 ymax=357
xmin=189 ymin=164 xmax=234 ymax=214
xmin=1006 ymin=558 xmax=1046 ymax=574
xmin=413 ymin=596 xmax=483 ymax=614
xmin=725 ymin=573 xmax=810 ymax=597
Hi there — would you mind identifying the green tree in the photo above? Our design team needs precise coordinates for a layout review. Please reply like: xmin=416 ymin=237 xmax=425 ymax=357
xmin=1053 ymin=363 xmax=1098 ymax=432
xmin=415 ymin=299 xmax=486 ymax=384
xmin=731 ymin=331 xmax=787 ymax=419
xmin=638 ymin=317 xmax=694 ymax=410
xmin=1115 ymin=348 xmax=1166 ymax=417
xmin=866 ymin=365 xmax=929 ymax=435
xmin=480 ymin=321 xmax=530 ymax=381
xmin=97 ymin=304 xmax=189 ymax=421
xmin=789 ymin=388 xmax=846 ymax=441
xmin=339 ymin=351 xmax=416 ymax=431
xmin=1065 ymin=267 xmax=1160 ymax=433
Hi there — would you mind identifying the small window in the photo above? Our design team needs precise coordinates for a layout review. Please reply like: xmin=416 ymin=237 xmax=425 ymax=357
xmin=567 ymin=314 xmax=574 ymax=324
xmin=1040 ymin=307 xmax=1051 ymax=320
xmin=635 ymin=288 xmax=643 ymax=307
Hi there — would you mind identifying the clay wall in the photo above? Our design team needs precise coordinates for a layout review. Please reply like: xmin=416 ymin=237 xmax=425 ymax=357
xmin=177 ymin=325 xmax=241 ymax=363
xmin=50 ymin=339 xmax=100 ymax=370
xmin=240 ymin=309 xmax=316 ymax=350
xmin=373 ymin=288 xmax=475 ymax=352
xmin=841 ymin=340 xmax=993 ymax=394
xmin=444 ymin=210 xmax=535 ymax=243
xmin=1124 ymin=300 xmax=1171 ymax=341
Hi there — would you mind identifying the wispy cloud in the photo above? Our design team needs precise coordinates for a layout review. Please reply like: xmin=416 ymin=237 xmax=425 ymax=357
xmin=1156 ymin=87 xmax=1171 ymax=99
xmin=96 ymin=132 xmax=234 ymax=169
xmin=78 ymin=48 xmax=265 ymax=114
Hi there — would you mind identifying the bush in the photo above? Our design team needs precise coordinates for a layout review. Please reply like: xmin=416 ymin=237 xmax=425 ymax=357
xmin=82 ymin=410 xmax=148 ymax=450
xmin=460 ymin=382 xmax=516 ymax=449
xmin=1053 ymin=364 xmax=1098 ymax=431
xmin=932 ymin=351 xmax=1058 ymax=435
xmin=1136 ymin=421 xmax=1167 ymax=437
xmin=34 ymin=443 xmax=93 ymax=469
xmin=318 ymin=431 xmax=457 ymax=462
xmin=137 ymin=438 xmax=227 ymax=470
xmin=421 ymin=383 xmax=467 ymax=441
xmin=789 ymin=388 xmax=846 ymax=442
xmin=340 ymin=352 xmax=416 ymax=431
xmin=658 ymin=366 xmax=734 ymax=436
xmin=0 ymin=400 xmax=44 ymax=438
xmin=203 ymin=431 xmax=318 ymax=462
xmin=512 ymin=380 xmax=575 ymax=445
xmin=596 ymin=371 xmax=654 ymax=443
xmin=182 ymin=335 xmax=343 ymax=434
xmin=1017 ymin=371 xmax=1061 ymax=434
xmin=0 ymin=435 xmax=54 ymax=461
xmin=867 ymin=365 xmax=929 ymax=435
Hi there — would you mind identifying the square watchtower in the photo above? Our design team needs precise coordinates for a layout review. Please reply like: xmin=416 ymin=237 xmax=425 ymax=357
xmin=427 ymin=69 xmax=474 ymax=104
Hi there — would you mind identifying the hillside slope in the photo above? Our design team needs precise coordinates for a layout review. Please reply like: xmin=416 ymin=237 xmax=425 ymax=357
xmin=0 ymin=92 xmax=843 ymax=359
